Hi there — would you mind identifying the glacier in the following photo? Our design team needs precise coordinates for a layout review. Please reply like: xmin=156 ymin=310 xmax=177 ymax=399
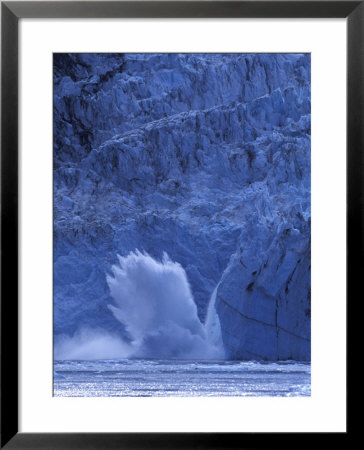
xmin=54 ymin=53 xmax=311 ymax=361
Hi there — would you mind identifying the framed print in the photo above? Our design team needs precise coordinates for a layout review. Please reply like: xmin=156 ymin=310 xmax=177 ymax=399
xmin=1 ymin=1 xmax=358 ymax=448
xmin=52 ymin=51 xmax=312 ymax=394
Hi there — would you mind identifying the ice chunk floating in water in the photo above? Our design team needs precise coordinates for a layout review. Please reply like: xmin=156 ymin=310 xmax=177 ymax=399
xmin=106 ymin=250 xmax=225 ymax=359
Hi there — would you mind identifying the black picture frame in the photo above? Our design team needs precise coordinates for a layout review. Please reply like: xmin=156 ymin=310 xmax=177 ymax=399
xmin=1 ymin=1 xmax=357 ymax=448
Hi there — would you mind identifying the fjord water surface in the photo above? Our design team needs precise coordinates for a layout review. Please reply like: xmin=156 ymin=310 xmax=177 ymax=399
xmin=54 ymin=359 xmax=310 ymax=397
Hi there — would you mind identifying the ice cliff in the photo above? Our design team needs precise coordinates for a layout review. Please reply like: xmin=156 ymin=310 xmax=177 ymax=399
xmin=54 ymin=53 xmax=310 ymax=360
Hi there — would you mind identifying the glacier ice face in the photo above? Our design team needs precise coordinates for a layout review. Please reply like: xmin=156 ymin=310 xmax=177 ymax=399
xmin=54 ymin=53 xmax=311 ymax=360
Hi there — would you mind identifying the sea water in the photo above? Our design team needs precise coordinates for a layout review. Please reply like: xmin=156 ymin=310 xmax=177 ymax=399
xmin=54 ymin=359 xmax=310 ymax=397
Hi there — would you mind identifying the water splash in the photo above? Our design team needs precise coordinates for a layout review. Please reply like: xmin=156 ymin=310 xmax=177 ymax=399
xmin=106 ymin=250 xmax=224 ymax=359
xmin=54 ymin=328 xmax=132 ymax=360
xmin=204 ymin=252 xmax=240 ymax=360
xmin=204 ymin=287 xmax=225 ymax=358
xmin=55 ymin=250 xmax=226 ymax=360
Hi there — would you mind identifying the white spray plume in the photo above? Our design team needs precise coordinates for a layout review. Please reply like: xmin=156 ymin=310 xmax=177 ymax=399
xmin=55 ymin=250 xmax=225 ymax=360
xmin=54 ymin=328 xmax=132 ymax=360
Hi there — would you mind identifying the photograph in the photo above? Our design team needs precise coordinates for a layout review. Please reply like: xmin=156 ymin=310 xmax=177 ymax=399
xmin=53 ymin=52 xmax=311 ymax=397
